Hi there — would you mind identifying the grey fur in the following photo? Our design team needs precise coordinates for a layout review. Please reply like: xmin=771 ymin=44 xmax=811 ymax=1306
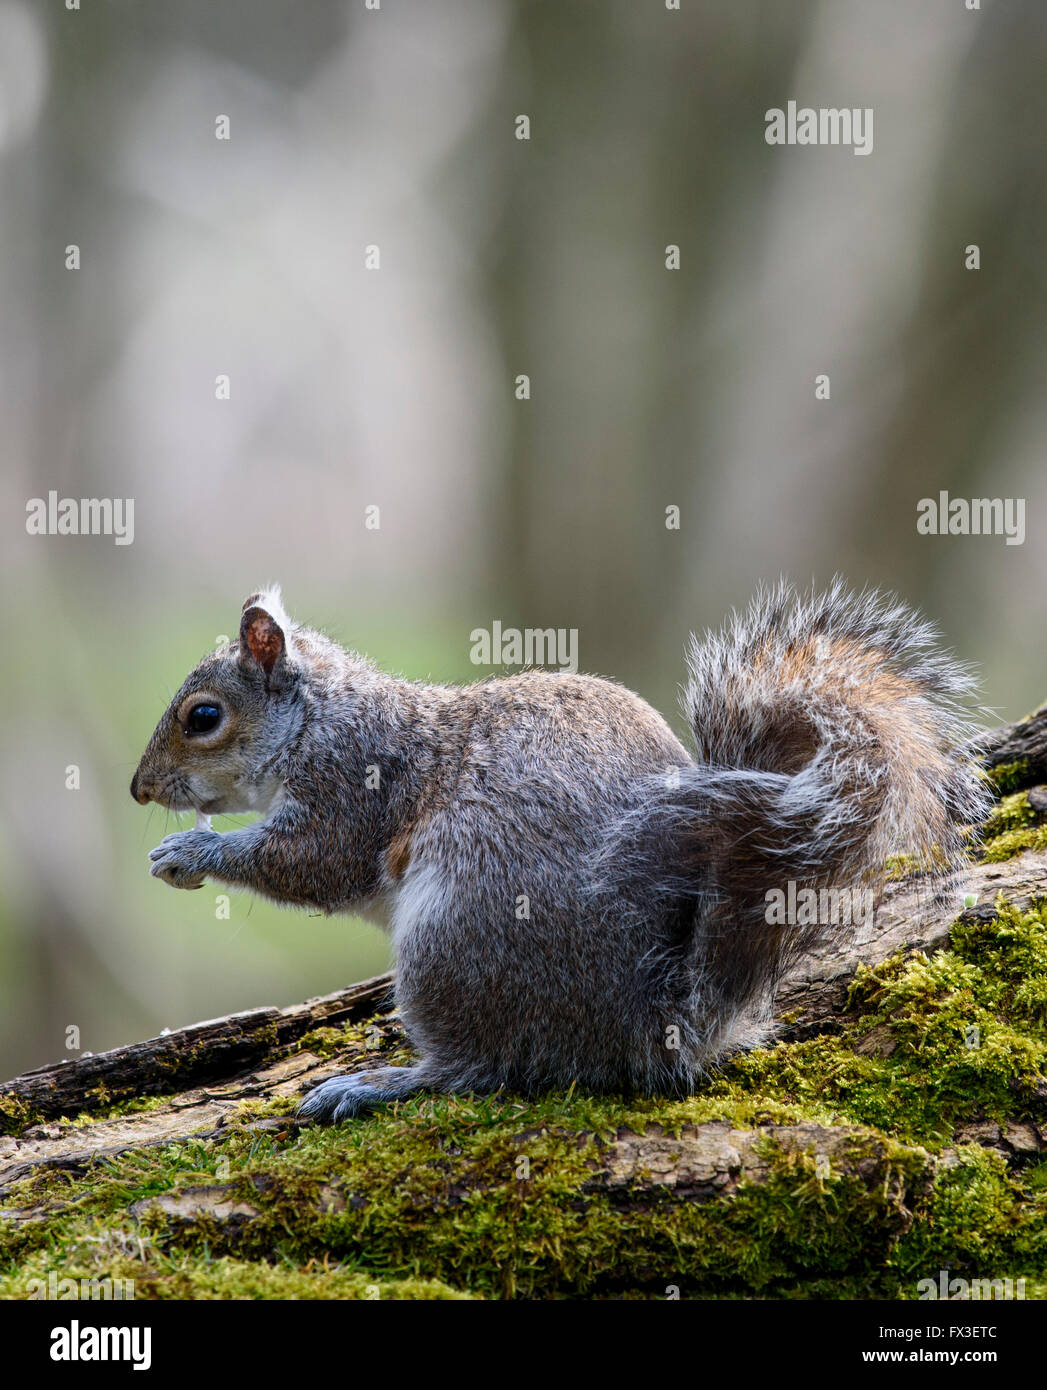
xmin=131 ymin=580 xmax=990 ymax=1120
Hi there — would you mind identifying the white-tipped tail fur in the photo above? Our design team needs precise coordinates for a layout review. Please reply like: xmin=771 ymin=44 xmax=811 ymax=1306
xmin=599 ymin=579 xmax=991 ymax=1069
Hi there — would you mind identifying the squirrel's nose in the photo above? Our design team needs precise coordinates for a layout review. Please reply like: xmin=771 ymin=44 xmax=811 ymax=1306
xmin=130 ymin=772 xmax=152 ymax=805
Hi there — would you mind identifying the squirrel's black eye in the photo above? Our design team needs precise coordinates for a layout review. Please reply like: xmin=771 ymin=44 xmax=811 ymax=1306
xmin=186 ymin=704 xmax=222 ymax=734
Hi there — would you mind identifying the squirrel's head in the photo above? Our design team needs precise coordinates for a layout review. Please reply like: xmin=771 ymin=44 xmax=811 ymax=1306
xmin=130 ymin=588 xmax=303 ymax=816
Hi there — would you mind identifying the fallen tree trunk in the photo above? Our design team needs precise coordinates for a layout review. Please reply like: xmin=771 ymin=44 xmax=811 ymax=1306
xmin=977 ymin=701 xmax=1047 ymax=788
xmin=0 ymin=974 xmax=394 ymax=1132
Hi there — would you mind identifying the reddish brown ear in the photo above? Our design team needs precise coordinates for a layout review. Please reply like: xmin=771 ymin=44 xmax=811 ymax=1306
xmin=239 ymin=605 xmax=285 ymax=677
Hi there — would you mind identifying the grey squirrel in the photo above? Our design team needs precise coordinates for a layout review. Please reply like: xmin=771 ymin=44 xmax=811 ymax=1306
xmin=131 ymin=580 xmax=989 ymax=1122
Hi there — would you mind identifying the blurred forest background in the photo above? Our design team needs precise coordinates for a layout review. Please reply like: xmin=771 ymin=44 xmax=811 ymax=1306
xmin=1 ymin=0 xmax=1045 ymax=1078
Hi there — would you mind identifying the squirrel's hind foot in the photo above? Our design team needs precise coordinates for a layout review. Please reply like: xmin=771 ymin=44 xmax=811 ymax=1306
xmin=297 ymin=1065 xmax=428 ymax=1124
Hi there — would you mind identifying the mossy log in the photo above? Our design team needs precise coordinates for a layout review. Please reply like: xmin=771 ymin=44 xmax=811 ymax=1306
xmin=2 ymin=705 xmax=1046 ymax=1299
xmin=978 ymin=700 xmax=1047 ymax=790
xmin=0 ymin=973 xmax=395 ymax=1133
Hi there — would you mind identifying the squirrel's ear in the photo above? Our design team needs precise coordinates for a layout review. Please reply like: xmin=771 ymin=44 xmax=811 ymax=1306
xmin=238 ymin=586 xmax=295 ymax=689
xmin=239 ymin=606 xmax=285 ymax=677
xmin=239 ymin=591 xmax=293 ymax=689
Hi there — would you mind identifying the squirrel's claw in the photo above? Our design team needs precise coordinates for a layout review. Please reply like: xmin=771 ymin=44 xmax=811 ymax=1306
xmin=148 ymin=829 xmax=217 ymax=890
xmin=298 ymin=1066 xmax=428 ymax=1123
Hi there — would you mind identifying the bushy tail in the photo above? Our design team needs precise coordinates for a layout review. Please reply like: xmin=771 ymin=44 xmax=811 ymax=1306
xmin=609 ymin=580 xmax=991 ymax=1066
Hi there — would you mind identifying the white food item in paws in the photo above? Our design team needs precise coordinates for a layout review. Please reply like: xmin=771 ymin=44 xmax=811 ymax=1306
xmin=194 ymin=811 xmax=212 ymax=831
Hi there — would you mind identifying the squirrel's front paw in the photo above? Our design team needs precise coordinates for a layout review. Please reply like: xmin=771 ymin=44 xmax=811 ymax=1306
xmin=148 ymin=829 xmax=219 ymax=890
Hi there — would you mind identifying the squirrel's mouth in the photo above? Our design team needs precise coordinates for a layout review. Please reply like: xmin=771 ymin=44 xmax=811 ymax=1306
xmin=133 ymin=772 xmax=207 ymax=813
xmin=155 ymin=790 xmax=196 ymax=812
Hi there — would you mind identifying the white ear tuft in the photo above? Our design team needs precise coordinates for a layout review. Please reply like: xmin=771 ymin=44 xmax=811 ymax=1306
xmin=241 ymin=584 xmax=291 ymax=631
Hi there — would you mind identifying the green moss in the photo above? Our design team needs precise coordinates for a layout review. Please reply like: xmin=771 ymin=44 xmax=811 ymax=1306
xmin=3 ymin=898 xmax=1046 ymax=1299
xmin=225 ymin=1095 xmax=299 ymax=1124
xmin=982 ymin=791 xmax=1037 ymax=838
xmin=885 ymin=853 xmax=925 ymax=881
xmin=981 ymin=825 xmax=1047 ymax=863
xmin=0 ymin=1093 xmax=40 ymax=1137
xmin=713 ymin=901 xmax=1047 ymax=1149
xmin=295 ymin=1026 xmax=354 ymax=1059
xmin=896 ymin=1148 xmax=1047 ymax=1286
xmin=4 ymin=1244 xmax=476 ymax=1300
xmin=884 ymin=845 xmax=957 ymax=881
xmin=985 ymin=760 xmax=1031 ymax=795
xmin=295 ymin=1018 xmax=412 ymax=1067
xmin=968 ymin=788 xmax=1047 ymax=862
xmin=0 ymin=1099 xmax=934 ymax=1299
